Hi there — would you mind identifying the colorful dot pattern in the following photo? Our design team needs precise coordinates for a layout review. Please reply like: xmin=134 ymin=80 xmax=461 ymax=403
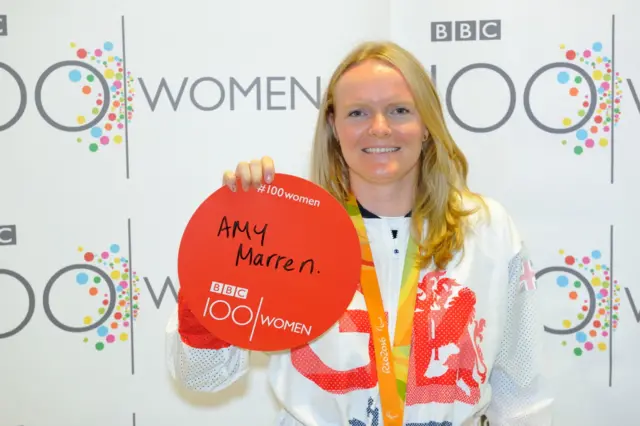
xmin=557 ymin=42 xmax=623 ymax=155
xmin=557 ymin=249 xmax=620 ymax=356
xmin=68 ymin=41 xmax=135 ymax=152
xmin=76 ymin=244 xmax=140 ymax=351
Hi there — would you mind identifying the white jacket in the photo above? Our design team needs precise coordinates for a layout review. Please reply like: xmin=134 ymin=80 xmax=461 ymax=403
xmin=165 ymin=196 xmax=553 ymax=426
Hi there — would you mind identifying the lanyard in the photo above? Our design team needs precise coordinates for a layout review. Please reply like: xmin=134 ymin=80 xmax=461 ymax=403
xmin=346 ymin=193 xmax=422 ymax=426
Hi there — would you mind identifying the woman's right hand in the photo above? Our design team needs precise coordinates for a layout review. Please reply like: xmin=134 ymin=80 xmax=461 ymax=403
xmin=222 ymin=156 xmax=275 ymax=192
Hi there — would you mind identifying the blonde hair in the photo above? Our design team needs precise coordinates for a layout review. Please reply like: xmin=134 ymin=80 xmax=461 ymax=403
xmin=309 ymin=40 xmax=486 ymax=270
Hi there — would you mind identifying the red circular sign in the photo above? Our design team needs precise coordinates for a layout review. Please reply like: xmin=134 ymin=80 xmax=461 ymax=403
xmin=178 ymin=173 xmax=361 ymax=351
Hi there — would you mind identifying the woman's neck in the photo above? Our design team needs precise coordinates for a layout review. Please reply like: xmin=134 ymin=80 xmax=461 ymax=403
xmin=349 ymin=173 xmax=416 ymax=217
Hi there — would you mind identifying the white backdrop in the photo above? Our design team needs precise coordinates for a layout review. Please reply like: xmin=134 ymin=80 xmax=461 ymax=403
xmin=1 ymin=0 xmax=639 ymax=425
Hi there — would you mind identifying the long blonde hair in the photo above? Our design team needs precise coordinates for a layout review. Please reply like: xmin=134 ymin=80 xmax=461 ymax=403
xmin=310 ymin=41 xmax=485 ymax=270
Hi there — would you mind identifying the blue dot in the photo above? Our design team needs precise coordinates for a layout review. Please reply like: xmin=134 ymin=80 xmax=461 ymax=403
xmin=97 ymin=326 xmax=109 ymax=337
xmin=110 ymin=244 xmax=120 ymax=253
xmin=90 ymin=127 xmax=103 ymax=138
xmin=69 ymin=70 xmax=82 ymax=82
xmin=592 ymin=250 xmax=601 ymax=259
xmin=593 ymin=42 xmax=603 ymax=52
xmin=76 ymin=272 xmax=89 ymax=285
xmin=557 ymin=72 xmax=570 ymax=84
xmin=576 ymin=129 xmax=588 ymax=140
xmin=104 ymin=41 xmax=114 ymax=51
xmin=576 ymin=331 xmax=587 ymax=343
xmin=556 ymin=276 xmax=569 ymax=287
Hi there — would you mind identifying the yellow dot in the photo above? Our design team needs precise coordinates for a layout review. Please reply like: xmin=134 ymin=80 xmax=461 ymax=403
xmin=592 ymin=277 xmax=601 ymax=287
xmin=77 ymin=116 xmax=86 ymax=125
xmin=105 ymin=69 xmax=115 ymax=79
xmin=599 ymin=138 xmax=608 ymax=147
xmin=83 ymin=316 xmax=92 ymax=325
xmin=562 ymin=118 xmax=572 ymax=126
xmin=120 ymin=333 xmax=129 ymax=342
xmin=114 ymin=135 xmax=123 ymax=144
xmin=562 ymin=319 xmax=572 ymax=328
xmin=598 ymin=342 xmax=607 ymax=351
xmin=593 ymin=70 xmax=603 ymax=80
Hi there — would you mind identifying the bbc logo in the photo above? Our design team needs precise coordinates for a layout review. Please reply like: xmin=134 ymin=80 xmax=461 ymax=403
xmin=431 ymin=20 xmax=501 ymax=42
xmin=0 ymin=15 xmax=7 ymax=36
xmin=0 ymin=225 xmax=16 ymax=245
xmin=210 ymin=281 xmax=248 ymax=299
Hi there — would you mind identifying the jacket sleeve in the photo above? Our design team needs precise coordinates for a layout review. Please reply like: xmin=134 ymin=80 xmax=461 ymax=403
xmin=165 ymin=289 xmax=250 ymax=392
xmin=484 ymin=247 xmax=554 ymax=425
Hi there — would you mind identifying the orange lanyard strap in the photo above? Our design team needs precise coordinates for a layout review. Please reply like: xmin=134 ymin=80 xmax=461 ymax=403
xmin=346 ymin=194 xmax=422 ymax=425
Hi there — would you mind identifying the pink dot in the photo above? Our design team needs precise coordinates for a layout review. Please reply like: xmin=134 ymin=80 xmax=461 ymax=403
xmin=582 ymin=256 xmax=590 ymax=264
xmin=95 ymin=49 xmax=103 ymax=57
xmin=585 ymin=342 xmax=594 ymax=351
xmin=101 ymin=251 xmax=109 ymax=259
xmin=100 ymin=136 xmax=110 ymax=145
xmin=106 ymin=334 xmax=115 ymax=343
xmin=114 ymin=80 xmax=122 ymax=89
xmin=583 ymin=50 xmax=592 ymax=58
xmin=585 ymin=139 xmax=594 ymax=148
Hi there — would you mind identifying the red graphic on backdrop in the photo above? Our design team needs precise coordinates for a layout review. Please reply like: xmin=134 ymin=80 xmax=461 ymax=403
xmin=406 ymin=271 xmax=487 ymax=406
xmin=291 ymin=271 xmax=487 ymax=405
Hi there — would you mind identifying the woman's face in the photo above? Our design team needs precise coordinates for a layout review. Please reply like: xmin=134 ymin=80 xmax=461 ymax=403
xmin=330 ymin=59 xmax=426 ymax=187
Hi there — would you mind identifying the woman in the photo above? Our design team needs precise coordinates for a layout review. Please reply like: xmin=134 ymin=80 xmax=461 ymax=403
xmin=166 ymin=41 xmax=553 ymax=425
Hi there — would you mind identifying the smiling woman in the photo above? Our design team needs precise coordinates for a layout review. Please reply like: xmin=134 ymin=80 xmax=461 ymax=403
xmin=168 ymin=40 xmax=554 ymax=426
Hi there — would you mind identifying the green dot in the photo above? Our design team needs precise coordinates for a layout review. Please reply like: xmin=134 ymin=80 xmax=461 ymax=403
xmin=574 ymin=347 xmax=583 ymax=356
xmin=578 ymin=109 xmax=586 ymax=117
xmin=89 ymin=143 xmax=98 ymax=152
xmin=95 ymin=342 xmax=105 ymax=351
xmin=574 ymin=146 xmax=583 ymax=155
